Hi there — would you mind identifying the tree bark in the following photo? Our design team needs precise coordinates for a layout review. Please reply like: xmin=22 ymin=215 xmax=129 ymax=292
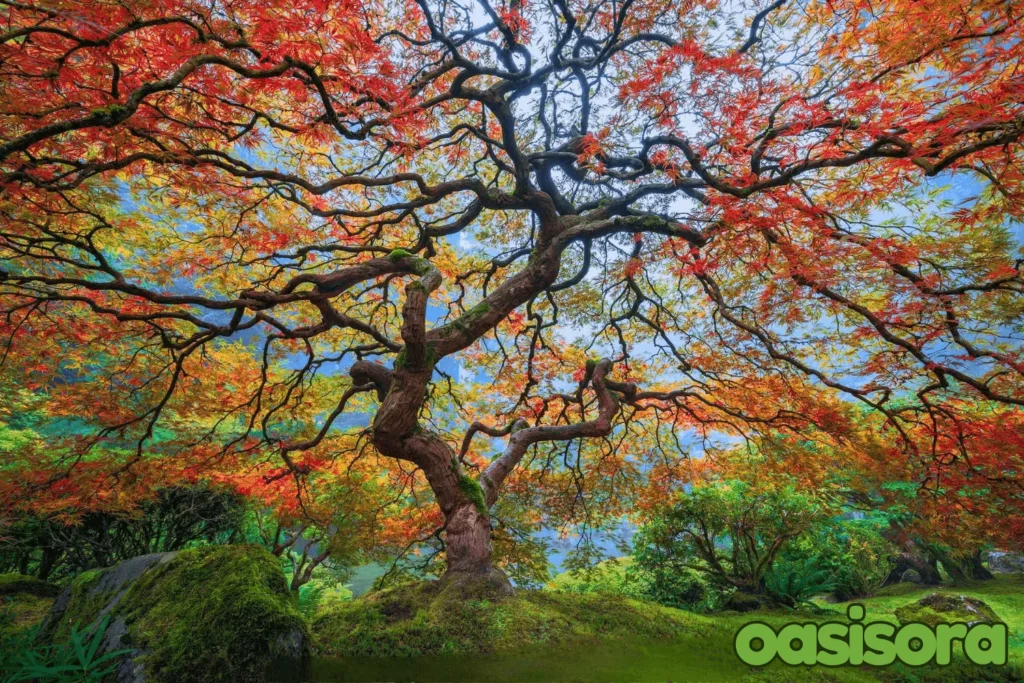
xmin=444 ymin=504 xmax=493 ymax=574
xmin=882 ymin=549 xmax=942 ymax=586
xmin=966 ymin=550 xmax=995 ymax=580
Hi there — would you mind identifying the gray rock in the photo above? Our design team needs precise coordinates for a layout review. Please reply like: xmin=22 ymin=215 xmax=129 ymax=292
xmin=117 ymin=652 xmax=148 ymax=683
xmin=901 ymin=568 xmax=922 ymax=583
xmin=38 ymin=552 xmax=175 ymax=643
xmin=987 ymin=550 xmax=1024 ymax=573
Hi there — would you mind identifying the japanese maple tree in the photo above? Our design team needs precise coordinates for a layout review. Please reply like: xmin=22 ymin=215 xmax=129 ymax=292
xmin=1 ymin=0 xmax=1022 ymax=588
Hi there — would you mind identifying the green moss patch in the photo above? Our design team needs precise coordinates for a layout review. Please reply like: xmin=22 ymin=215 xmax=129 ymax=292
xmin=0 ymin=574 xmax=59 ymax=640
xmin=0 ymin=593 xmax=54 ymax=639
xmin=313 ymin=580 xmax=713 ymax=658
xmin=457 ymin=474 xmax=488 ymax=516
xmin=387 ymin=248 xmax=414 ymax=262
xmin=125 ymin=545 xmax=309 ymax=682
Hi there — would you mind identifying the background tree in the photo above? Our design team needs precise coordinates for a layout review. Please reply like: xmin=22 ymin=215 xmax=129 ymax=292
xmin=632 ymin=478 xmax=832 ymax=594
xmin=1 ymin=0 xmax=1022 ymax=589
xmin=0 ymin=485 xmax=245 ymax=581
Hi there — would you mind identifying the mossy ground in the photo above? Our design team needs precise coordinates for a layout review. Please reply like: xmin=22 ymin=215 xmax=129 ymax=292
xmin=312 ymin=578 xmax=713 ymax=658
xmin=5 ymin=560 xmax=1022 ymax=682
xmin=0 ymin=593 xmax=54 ymax=640
xmin=0 ymin=573 xmax=58 ymax=640
xmin=312 ymin=574 xmax=1024 ymax=682
xmin=824 ymin=573 xmax=1024 ymax=677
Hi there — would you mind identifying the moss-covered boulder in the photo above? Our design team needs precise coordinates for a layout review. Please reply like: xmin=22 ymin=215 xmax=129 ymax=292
xmin=313 ymin=579 xmax=712 ymax=657
xmin=894 ymin=593 xmax=1003 ymax=627
xmin=37 ymin=545 xmax=309 ymax=682
xmin=724 ymin=592 xmax=761 ymax=612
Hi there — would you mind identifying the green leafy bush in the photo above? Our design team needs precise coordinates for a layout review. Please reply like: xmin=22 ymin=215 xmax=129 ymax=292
xmin=626 ymin=534 xmax=726 ymax=611
xmin=293 ymin=571 xmax=354 ymax=618
xmin=547 ymin=558 xmax=633 ymax=596
xmin=548 ymin=554 xmax=724 ymax=612
xmin=779 ymin=517 xmax=894 ymax=601
xmin=630 ymin=482 xmax=829 ymax=600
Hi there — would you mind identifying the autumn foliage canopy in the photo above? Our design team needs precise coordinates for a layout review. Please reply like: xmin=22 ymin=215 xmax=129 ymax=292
xmin=1 ymin=0 xmax=1022 ymax=578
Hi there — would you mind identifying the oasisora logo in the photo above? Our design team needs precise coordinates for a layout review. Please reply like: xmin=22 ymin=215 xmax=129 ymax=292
xmin=734 ymin=605 xmax=1007 ymax=668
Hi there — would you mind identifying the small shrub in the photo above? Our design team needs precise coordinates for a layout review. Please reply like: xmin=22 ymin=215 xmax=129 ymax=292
xmin=294 ymin=573 xmax=353 ymax=618
xmin=763 ymin=557 xmax=837 ymax=608
xmin=623 ymin=560 xmax=720 ymax=611
xmin=547 ymin=558 xmax=632 ymax=596
xmin=780 ymin=517 xmax=894 ymax=601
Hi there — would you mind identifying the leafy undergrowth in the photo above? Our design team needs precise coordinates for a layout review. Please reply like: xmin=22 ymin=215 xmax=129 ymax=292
xmin=312 ymin=578 xmax=716 ymax=658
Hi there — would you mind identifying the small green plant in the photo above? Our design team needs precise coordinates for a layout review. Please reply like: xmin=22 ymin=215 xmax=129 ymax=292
xmin=0 ymin=615 xmax=133 ymax=683
xmin=764 ymin=557 xmax=837 ymax=609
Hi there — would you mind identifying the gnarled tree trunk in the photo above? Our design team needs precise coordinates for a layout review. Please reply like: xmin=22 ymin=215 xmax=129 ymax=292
xmin=346 ymin=227 xmax=626 ymax=593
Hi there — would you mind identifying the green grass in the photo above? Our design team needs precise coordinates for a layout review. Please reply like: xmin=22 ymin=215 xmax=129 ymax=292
xmin=821 ymin=574 xmax=1024 ymax=669
xmin=0 ymin=573 xmax=58 ymax=641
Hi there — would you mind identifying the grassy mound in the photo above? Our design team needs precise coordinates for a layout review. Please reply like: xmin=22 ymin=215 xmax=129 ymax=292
xmin=42 ymin=545 xmax=310 ymax=683
xmin=313 ymin=574 xmax=1024 ymax=682
xmin=827 ymin=575 xmax=1024 ymax=682
xmin=546 ymin=557 xmax=633 ymax=593
xmin=313 ymin=579 xmax=714 ymax=658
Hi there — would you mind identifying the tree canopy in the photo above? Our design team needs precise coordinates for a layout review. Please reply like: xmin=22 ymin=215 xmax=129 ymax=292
xmin=1 ymin=0 xmax=1022 ymax=582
